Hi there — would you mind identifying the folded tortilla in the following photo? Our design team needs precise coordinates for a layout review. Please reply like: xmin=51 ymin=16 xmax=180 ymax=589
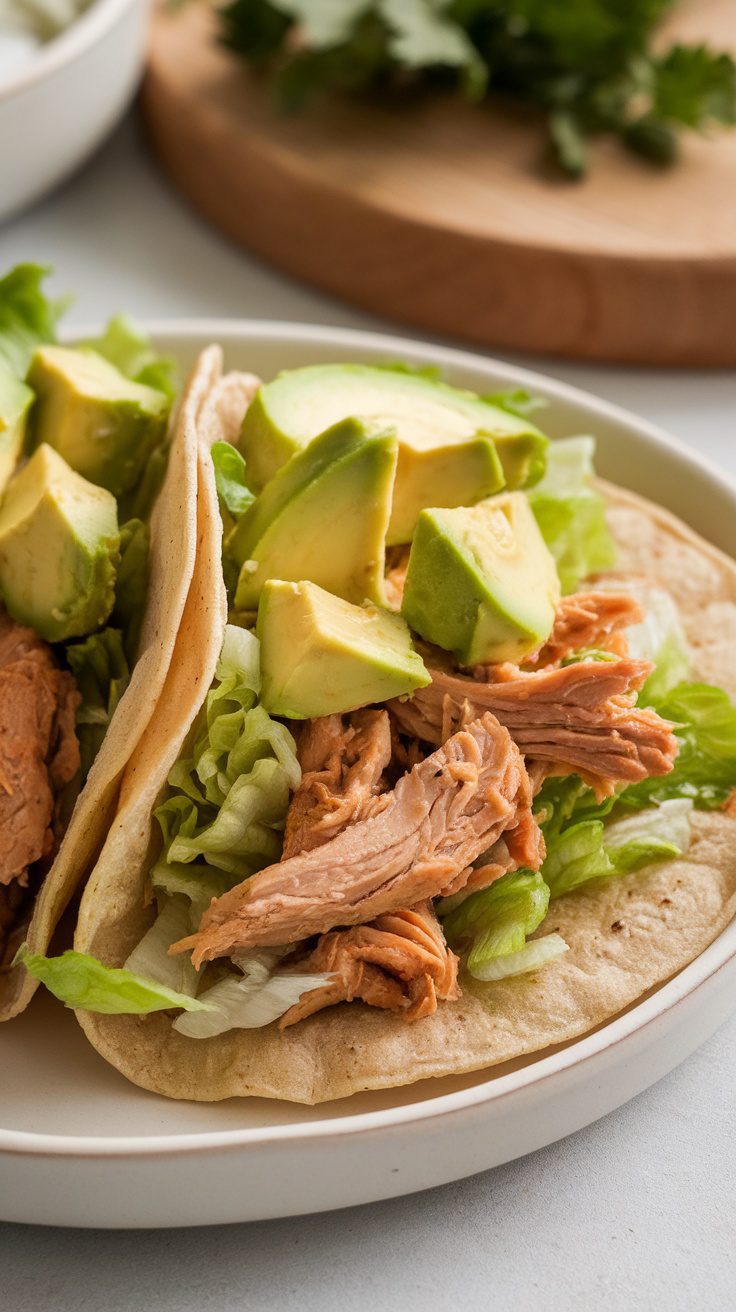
xmin=73 ymin=402 xmax=736 ymax=1103
xmin=0 ymin=348 xmax=221 ymax=1020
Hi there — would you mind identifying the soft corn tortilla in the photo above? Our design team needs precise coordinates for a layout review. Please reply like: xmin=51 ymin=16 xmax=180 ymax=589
xmin=74 ymin=447 xmax=736 ymax=1103
xmin=0 ymin=348 xmax=222 ymax=1020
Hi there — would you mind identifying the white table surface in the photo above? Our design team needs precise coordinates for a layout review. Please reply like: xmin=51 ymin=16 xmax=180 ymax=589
xmin=2 ymin=115 xmax=735 ymax=1311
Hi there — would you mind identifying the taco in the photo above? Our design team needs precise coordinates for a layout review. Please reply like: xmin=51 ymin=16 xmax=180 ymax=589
xmin=0 ymin=265 xmax=214 ymax=1019
xmin=21 ymin=360 xmax=736 ymax=1103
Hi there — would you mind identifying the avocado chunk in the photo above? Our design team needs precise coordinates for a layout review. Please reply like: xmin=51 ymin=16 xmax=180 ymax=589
xmin=239 ymin=364 xmax=547 ymax=544
xmin=401 ymin=492 xmax=560 ymax=666
xmin=228 ymin=417 xmax=398 ymax=610
xmin=0 ymin=444 xmax=119 ymax=642
xmin=257 ymin=578 xmax=430 ymax=719
xmin=0 ymin=369 xmax=33 ymax=496
xmin=27 ymin=345 xmax=169 ymax=496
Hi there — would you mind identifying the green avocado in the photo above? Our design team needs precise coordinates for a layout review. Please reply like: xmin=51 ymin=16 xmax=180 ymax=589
xmin=27 ymin=345 xmax=169 ymax=496
xmin=228 ymin=417 xmax=398 ymax=610
xmin=0 ymin=369 xmax=33 ymax=497
xmin=0 ymin=444 xmax=119 ymax=642
xmin=401 ymin=492 xmax=560 ymax=666
xmin=257 ymin=578 xmax=430 ymax=719
xmin=238 ymin=365 xmax=548 ymax=544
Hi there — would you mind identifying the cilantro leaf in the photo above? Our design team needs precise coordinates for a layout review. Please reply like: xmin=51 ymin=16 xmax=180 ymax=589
xmin=219 ymin=0 xmax=736 ymax=175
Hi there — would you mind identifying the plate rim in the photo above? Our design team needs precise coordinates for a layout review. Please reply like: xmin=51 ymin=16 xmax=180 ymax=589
xmin=4 ymin=316 xmax=735 ymax=1160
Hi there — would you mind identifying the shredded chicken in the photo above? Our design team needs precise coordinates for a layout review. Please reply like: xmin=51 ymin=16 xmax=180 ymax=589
xmin=281 ymin=710 xmax=462 ymax=1025
xmin=283 ymin=710 xmax=391 ymax=859
xmin=520 ymin=590 xmax=644 ymax=668
xmin=174 ymin=712 xmax=541 ymax=965
xmin=390 ymin=656 xmax=677 ymax=793
xmin=280 ymin=900 xmax=460 ymax=1027
xmin=0 ymin=610 xmax=80 ymax=888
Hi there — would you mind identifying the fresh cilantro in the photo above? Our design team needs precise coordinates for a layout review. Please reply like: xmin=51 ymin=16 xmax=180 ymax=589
xmin=218 ymin=0 xmax=736 ymax=176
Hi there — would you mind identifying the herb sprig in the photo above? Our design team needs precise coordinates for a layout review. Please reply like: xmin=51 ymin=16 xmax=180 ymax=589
xmin=219 ymin=0 xmax=736 ymax=177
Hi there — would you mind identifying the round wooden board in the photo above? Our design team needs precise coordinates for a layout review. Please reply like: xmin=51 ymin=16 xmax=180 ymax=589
xmin=143 ymin=1 xmax=736 ymax=365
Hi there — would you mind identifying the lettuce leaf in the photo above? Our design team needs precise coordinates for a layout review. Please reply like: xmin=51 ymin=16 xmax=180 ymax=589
xmin=468 ymin=932 xmax=569 ymax=983
xmin=173 ymin=948 xmax=330 ymax=1037
xmin=112 ymin=517 xmax=150 ymax=660
xmin=622 ymin=682 xmax=736 ymax=810
xmin=124 ymin=896 xmax=199 ymax=997
xmin=154 ymin=625 xmax=299 ymax=883
xmin=82 ymin=313 xmax=179 ymax=400
xmin=211 ymin=441 xmax=255 ymax=519
xmin=541 ymin=800 xmax=691 ymax=898
xmin=150 ymin=859 xmax=234 ymax=922
xmin=65 ymin=628 xmax=130 ymax=780
xmin=13 ymin=943 xmax=211 ymax=1015
xmin=441 ymin=869 xmax=550 ymax=977
xmin=0 ymin=262 xmax=65 ymax=380
xmin=527 ymin=436 xmax=616 ymax=592
xmin=607 ymin=581 xmax=691 ymax=701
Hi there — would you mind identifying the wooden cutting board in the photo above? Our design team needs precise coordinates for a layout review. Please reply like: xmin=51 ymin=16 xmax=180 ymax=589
xmin=143 ymin=1 xmax=736 ymax=365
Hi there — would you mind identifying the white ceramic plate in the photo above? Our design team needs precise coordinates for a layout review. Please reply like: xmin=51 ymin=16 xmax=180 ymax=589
xmin=2 ymin=321 xmax=736 ymax=1230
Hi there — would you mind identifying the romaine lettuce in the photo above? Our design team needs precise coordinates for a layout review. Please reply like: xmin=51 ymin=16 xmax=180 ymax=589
xmin=112 ymin=517 xmax=150 ymax=660
xmin=211 ymin=441 xmax=255 ymax=519
xmin=82 ymin=313 xmax=179 ymax=400
xmin=623 ymin=682 xmax=736 ymax=810
xmin=124 ymin=896 xmax=199 ymax=997
xmin=542 ymin=800 xmax=691 ymax=898
xmin=65 ymin=628 xmax=130 ymax=780
xmin=0 ymin=262 xmax=64 ymax=379
xmin=468 ymin=932 xmax=569 ymax=982
xmin=154 ymin=625 xmax=299 ymax=882
xmin=13 ymin=943 xmax=211 ymax=1015
xmin=441 ymin=869 xmax=550 ymax=978
xmin=528 ymin=436 xmax=616 ymax=592
xmin=606 ymin=581 xmax=691 ymax=701
xmin=173 ymin=948 xmax=330 ymax=1037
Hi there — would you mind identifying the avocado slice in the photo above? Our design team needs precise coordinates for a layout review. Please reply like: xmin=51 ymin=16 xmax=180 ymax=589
xmin=0 ymin=443 xmax=119 ymax=642
xmin=228 ymin=417 xmax=398 ymax=610
xmin=239 ymin=364 xmax=548 ymax=544
xmin=27 ymin=345 xmax=169 ymax=496
xmin=257 ymin=578 xmax=430 ymax=719
xmin=401 ymin=492 xmax=560 ymax=666
xmin=0 ymin=369 xmax=33 ymax=496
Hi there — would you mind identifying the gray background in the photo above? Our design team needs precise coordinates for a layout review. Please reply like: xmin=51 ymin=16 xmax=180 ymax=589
xmin=1 ymin=115 xmax=735 ymax=1310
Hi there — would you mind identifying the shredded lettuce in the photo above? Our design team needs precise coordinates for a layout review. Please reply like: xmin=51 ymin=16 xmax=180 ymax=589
xmin=560 ymin=647 xmax=618 ymax=666
xmin=81 ymin=313 xmax=179 ymax=400
xmin=536 ymin=774 xmax=693 ymax=897
xmin=65 ymin=628 xmax=129 ymax=780
xmin=441 ymin=869 xmax=550 ymax=976
xmin=174 ymin=948 xmax=330 ymax=1038
xmin=602 ymin=581 xmax=691 ymax=701
xmin=468 ymin=932 xmax=569 ymax=983
xmin=623 ymin=682 xmax=736 ymax=810
xmin=0 ymin=262 xmax=65 ymax=380
xmin=111 ymin=517 xmax=150 ymax=660
xmin=13 ymin=943 xmax=211 ymax=1015
xmin=124 ymin=896 xmax=199 ymax=997
xmin=150 ymin=860 xmax=234 ymax=923
xmin=528 ymin=436 xmax=616 ymax=592
xmin=211 ymin=441 xmax=255 ymax=519
xmin=154 ymin=625 xmax=299 ymax=883
xmin=542 ymin=800 xmax=691 ymax=898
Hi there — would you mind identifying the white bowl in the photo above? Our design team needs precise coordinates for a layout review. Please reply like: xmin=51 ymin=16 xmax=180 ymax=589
xmin=0 ymin=0 xmax=149 ymax=220
xmin=1 ymin=320 xmax=735 ymax=1229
